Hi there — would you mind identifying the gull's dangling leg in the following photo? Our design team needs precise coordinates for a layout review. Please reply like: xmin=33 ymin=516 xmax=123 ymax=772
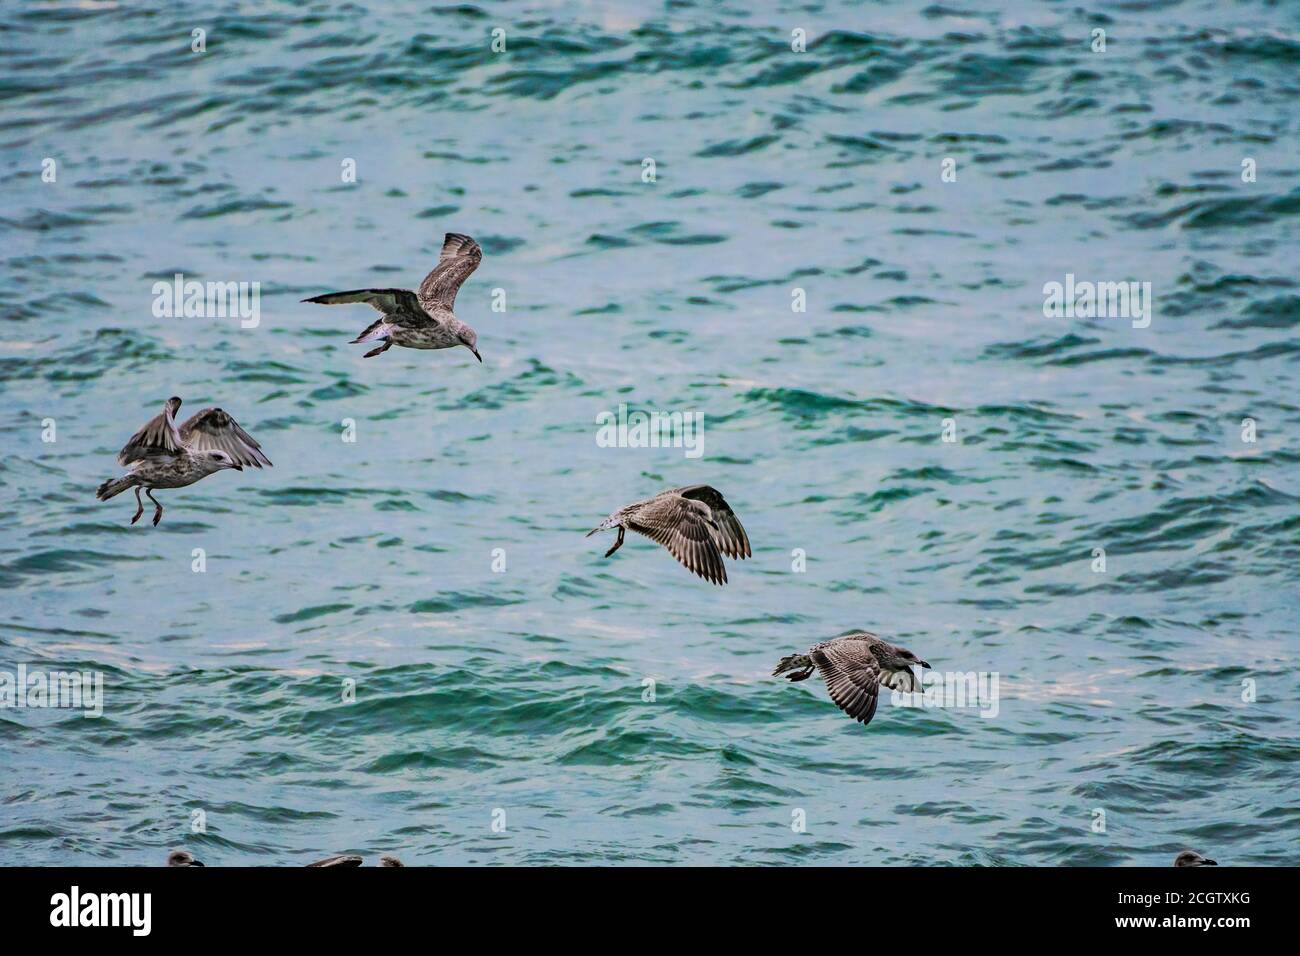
xmin=130 ymin=486 xmax=145 ymax=525
xmin=146 ymin=489 xmax=164 ymax=527
xmin=604 ymin=526 xmax=625 ymax=559
xmin=363 ymin=339 xmax=393 ymax=359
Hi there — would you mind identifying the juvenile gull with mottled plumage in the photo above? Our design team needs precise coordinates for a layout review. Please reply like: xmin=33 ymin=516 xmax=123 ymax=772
xmin=302 ymin=232 xmax=484 ymax=362
xmin=587 ymin=484 xmax=750 ymax=585
xmin=96 ymin=396 xmax=271 ymax=526
xmin=774 ymin=631 xmax=930 ymax=726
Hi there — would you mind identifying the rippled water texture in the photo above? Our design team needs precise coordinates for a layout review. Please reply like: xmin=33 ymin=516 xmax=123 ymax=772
xmin=1 ymin=0 xmax=1297 ymax=865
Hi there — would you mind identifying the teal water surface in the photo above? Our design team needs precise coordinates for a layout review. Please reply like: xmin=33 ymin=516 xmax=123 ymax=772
xmin=1 ymin=0 xmax=1298 ymax=865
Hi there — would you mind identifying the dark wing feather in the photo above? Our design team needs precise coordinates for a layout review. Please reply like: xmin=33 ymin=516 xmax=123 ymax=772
xmin=627 ymin=495 xmax=728 ymax=585
xmin=677 ymin=484 xmax=751 ymax=559
xmin=118 ymin=396 xmax=183 ymax=465
xmin=179 ymin=408 xmax=272 ymax=468
xmin=811 ymin=639 xmax=885 ymax=725
xmin=301 ymin=288 xmax=423 ymax=317
xmin=417 ymin=233 xmax=482 ymax=311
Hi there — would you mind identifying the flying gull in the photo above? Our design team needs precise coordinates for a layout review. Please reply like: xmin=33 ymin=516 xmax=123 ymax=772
xmin=773 ymin=631 xmax=930 ymax=726
xmin=587 ymin=484 xmax=750 ymax=585
xmin=1174 ymin=850 xmax=1217 ymax=867
xmin=302 ymin=232 xmax=483 ymax=362
xmin=96 ymin=396 xmax=271 ymax=526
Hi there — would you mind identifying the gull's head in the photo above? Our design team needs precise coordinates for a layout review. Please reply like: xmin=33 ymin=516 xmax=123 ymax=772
xmin=885 ymin=642 xmax=930 ymax=673
xmin=458 ymin=328 xmax=482 ymax=363
xmin=168 ymin=849 xmax=204 ymax=867
xmin=205 ymin=450 xmax=242 ymax=472
xmin=1174 ymin=850 xmax=1217 ymax=867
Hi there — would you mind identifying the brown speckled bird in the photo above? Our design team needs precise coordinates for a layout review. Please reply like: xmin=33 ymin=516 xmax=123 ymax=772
xmin=774 ymin=631 xmax=930 ymax=726
xmin=96 ymin=396 xmax=271 ymax=526
xmin=586 ymin=484 xmax=750 ymax=585
xmin=302 ymin=232 xmax=483 ymax=362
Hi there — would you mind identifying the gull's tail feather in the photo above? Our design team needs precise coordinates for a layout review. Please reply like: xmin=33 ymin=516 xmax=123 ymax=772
xmin=350 ymin=318 xmax=395 ymax=344
xmin=96 ymin=475 xmax=136 ymax=501
xmin=586 ymin=514 xmax=619 ymax=537
xmin=773 ymin=653 xmax=814 ymax=681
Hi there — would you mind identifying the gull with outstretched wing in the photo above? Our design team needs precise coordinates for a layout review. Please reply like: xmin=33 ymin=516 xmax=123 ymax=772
xmin=587 ymin=484 xmax=751 ymax=586
xmin=773 ymin=631 xmax=931 ymax=727
xmin=96 ymin=396 xmax=270 ymax=526
xmin=302 ymin=232 xmax=484 ymax=363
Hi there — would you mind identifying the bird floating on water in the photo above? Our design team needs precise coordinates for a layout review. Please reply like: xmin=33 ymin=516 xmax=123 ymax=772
xmin=96 ymin=396 xmax=271 ymax=526
xmin=303 ymin=232 xmax=483 ymax=362
xmin=168 ymin=850 xmax=404 ymax=867
xmin=774 ymin=631 xmax=930 ymax=726
xmin=308 ymin=854 xmax=404 ymax=867
xmin=1174 ymin=850 xmax=1218 ymax=867
xmin=587 ymin=484 xmax=750 ymax=585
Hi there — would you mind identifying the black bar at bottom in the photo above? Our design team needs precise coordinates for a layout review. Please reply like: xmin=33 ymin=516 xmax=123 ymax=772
xmin=0 ymin=865 xmax=1278 ymax=940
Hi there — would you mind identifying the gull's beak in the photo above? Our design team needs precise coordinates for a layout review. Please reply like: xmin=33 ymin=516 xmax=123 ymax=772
xmin=233 ymin=464 xmax=243 ymax=472
xmin=191 ymin=859 xmax=205 ymax=867
xmin=470 ymin=346 xmax=482 ymax=363
xmin=1204 ymin=859 xmax=1218 ymax=866
xmin=918 ymin=660 xmax=931 ymax=669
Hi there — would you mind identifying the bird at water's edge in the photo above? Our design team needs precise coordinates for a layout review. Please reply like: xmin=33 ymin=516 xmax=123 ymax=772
xmin=302 ymin=232 xmax=483 ymax=362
